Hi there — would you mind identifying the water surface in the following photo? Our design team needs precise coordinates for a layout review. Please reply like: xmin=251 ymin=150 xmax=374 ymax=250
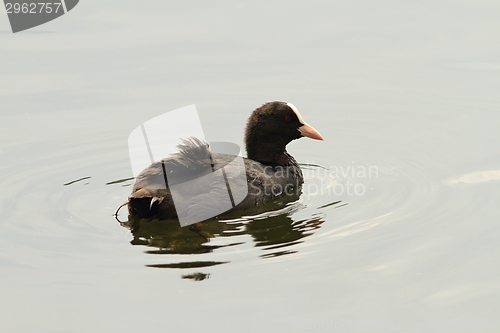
xmin=1 ymin=2 xmax=500 ymax=332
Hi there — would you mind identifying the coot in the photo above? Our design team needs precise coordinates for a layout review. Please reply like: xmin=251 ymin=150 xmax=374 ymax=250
xmin=127 ymin=101 xmax=323 ymax=221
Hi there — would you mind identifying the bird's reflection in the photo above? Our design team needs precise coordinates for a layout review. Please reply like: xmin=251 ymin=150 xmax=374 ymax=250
xmin=119 ymin=190 xmax=335 ymax=280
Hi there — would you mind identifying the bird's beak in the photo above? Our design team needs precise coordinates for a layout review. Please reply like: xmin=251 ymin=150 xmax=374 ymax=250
xmin=298 ymin=123 xmax=324 ymax=140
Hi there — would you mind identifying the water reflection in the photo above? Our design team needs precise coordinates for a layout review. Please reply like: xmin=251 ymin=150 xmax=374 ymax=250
xmin=63 ymin=176 xmax=91 ymax=186
xmin=118 ymin=190 xmax=336 ymax=280
xmin=181 ymin=273 xmax=211 ymax=281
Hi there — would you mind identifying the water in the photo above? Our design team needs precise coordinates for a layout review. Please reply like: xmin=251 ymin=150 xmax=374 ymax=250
xmin=1 ymin=1 xmax=500 ymax=332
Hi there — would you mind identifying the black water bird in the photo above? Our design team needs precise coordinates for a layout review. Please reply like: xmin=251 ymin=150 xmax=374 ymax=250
xmin=126 ymin=101 xmax=323 ymax=221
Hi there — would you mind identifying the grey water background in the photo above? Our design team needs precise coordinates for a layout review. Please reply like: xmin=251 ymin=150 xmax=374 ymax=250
xmin=1 ymin=1 xmax=500 ymax=332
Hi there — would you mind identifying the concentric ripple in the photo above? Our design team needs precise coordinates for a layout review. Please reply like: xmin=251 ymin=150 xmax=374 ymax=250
xmin=2 ymin=129 xmax=482 ymax=281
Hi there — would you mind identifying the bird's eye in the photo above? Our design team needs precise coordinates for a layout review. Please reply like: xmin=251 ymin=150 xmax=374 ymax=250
xmin=285 ymin=116 xmax=291 ymax=121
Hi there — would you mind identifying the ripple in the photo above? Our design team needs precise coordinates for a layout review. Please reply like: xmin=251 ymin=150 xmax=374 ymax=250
xmin=299 ymin=157 xmax=443 ymax=242
xmin=0 ymin=132 xmax=134 ymax=260
xmin=147 ymin=261 xmax=229 ymax=269
xmin=1 ymin=129 xmax=466 ymax=281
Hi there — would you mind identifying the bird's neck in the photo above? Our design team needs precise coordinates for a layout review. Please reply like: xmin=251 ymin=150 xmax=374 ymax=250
xmin=246 ymin=141 xmax=294 ymax=166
